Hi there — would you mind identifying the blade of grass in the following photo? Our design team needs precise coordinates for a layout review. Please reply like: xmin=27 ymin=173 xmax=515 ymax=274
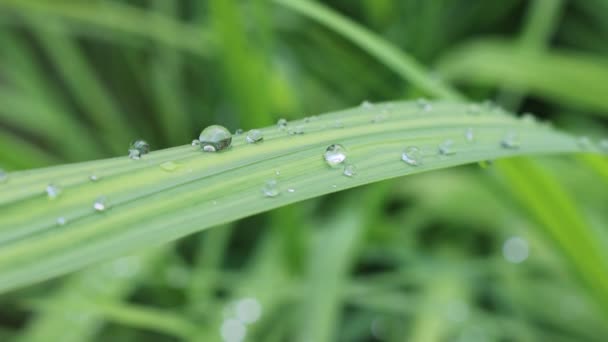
xmin=0 ymin=100 xmax=586 ymax=293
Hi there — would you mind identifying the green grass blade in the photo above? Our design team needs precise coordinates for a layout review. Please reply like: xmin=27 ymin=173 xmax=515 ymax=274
xmin=438 ymin=40 xmax=608 ymax=115
xmin=0 ymin=101 xmax=587 ymax=293
xmin=273 ymin=0 xmax=462 ymax=100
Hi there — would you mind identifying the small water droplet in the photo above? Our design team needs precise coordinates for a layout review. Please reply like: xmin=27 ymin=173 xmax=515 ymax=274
xmin=262 ymin=179 xmax=280 ymax=197
xmin=89 ymin=174 xmax=100 ymax=182
xmin=417 ymin=98 xmax=432 ymax=112
xmin=438 ymin=139 xmax=456 ymax=155
xmin=57 ymin=217 xmax=67 ymax=226
xmin=402 ymin=147 xmax=422 ymax=166
xmin=277 ymin=118 xmax=287 ymax=130
xmin=129 ymin=139 xmax=150 ymax=159
xmin=287 ymin=188 xmax=295 ymax=193
xmin=160 ymin=161 xmax=180 ymax=172
xmin=324 ymin=144 xmax=347 ymax=167
xmin=331 ymin=184 xmax=337 ymax=188
xmin=361 ymin=100 xmax=374 ymax=109
xmin=274 ymin=169 xmax=281 ymax=176
xmin=343 ymin=164 xmax=357 ymax=177
xmin=93 ymin=196 xmax=107 ymax=212
xmin=501 ymin=132 xmax=521 ymax=149
xmin=234 ymin=128 xmax=244 ymax=135
xmin=199 ymin=125 xmax=232 ymax=152
xmin=192 ymin=139 xmax=201 ymax=147
xmin=46 ymin=184 xmax=62 ymax=199
xmin=0 ymin=169 xmax=7 ymax=183
xmin=246 ymin=129 xmax=264 ymax=143
xmin=465 ymin=128 xmax=475 ymax=143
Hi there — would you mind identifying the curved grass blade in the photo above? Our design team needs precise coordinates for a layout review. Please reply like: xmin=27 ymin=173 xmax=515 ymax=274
xmin=0 ymin=101 xmax=588 ymax=293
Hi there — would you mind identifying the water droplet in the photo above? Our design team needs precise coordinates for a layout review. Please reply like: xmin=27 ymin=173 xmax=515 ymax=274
xmin=220 ymin=318 xmax=247 ymax=342
xmin=93 ymin=196 xmax=107 ymax=212
xmin=465 ymin=128 xmax=475 ymax=142
xmin=324 ymin=144 xmax=347 ymax=167
xmin=235 ymin=298 xmax=263 ymax=324
xmin=0 ymin=169 xmax=7 ymax=183
xmin=192 ymin=139 xmax=201 ymax=147
xmin=160 ymin=161 xmax=180 ymax=172
xmin=246 ymin=129 xmax=264 ymax=143
xmin=274 ymin=169 xmax=281 ymax=176
xmin=292 ymin=125 xmax=305 ymax=135
xmin=417 ymin=98 xmax=432 ymax=112
xmin=46 ymin=184 xmax=62 ymax=199
xmin=277 ymin=118 xmax=287 ymax=130
xmin=262 ymin=179 xmax=280 ymax=197
xmin=401 ymin=146 xmax=422 ymax=166
xmin=438 ymin=139 xmax=456 ymax=155
xmin=89 ymin=174 xmax=100 ymax=182
xmin=600 ymin=139 xmax=608 ymax=152
xmin=501 ymin=132 xmax=520 ymax=149
xmin=234 ymin=128 xmax=244 ymax=135
xmin=129 ymin=139 xmax=150 ymax=159
xmin=361 ymin=100 xmax=374 ymax=109
xmin=199 ymin=125 xmax=232 ymax=152
xmin=57 ymin=217 xmax=67 ymax=226
xmin=577 ymin=136 xmax=592 ymax=149
xmin=287 ymin=188 xmax=295 ymax=193
xmin=503 ymin=236 xmax=529 ymax=263
xmin=343 ymin=164 xmax=357 ymax=177
xmin=331 ymin=184 xmax=337 ymax=188
xmin=371 ymin=111 xmax=388 ymax=123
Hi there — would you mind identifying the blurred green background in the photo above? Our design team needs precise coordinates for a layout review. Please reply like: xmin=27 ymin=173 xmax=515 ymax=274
xmin=1 ymin=0 xmax=608 ymax=341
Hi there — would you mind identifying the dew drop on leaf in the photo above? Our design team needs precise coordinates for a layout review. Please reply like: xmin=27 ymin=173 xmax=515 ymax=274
xmin=46 ymin=184 xmax=62 ymax=199
xmin=93 ymin=196 xmax=107 ymax=212
xmin=501 ymin=132 xmax=521 ymax=149
xmin=277 ymin=118 xmax=287 ymax=130
xmin=57 ymin=217 xmax=67 ymax=226
xmin=465 ymin=128 xmax=475 ymax=143
xmin=324 ymin=144 xmax=347 ymax=167
xmin=89 ymin=174 xmax=100 ymax=182
xmin=343 ymin=164 xmax=357 ymax=177
xmin=246 ymin=129 xmax=264 ymax=144
xmin=192 ymin=139 xmax=201 ymax=147
xmin=160 ymin=161 xmax=180 ymax=172
xmin=199 ymin=125 xmax=232 ymax=152
xmin=234 ymin=128 xmax=244 ymax=135
xmin=262 ymin=179 xmax=280 ymax=197
xmin=402 ymin=146 xmax=422 ymax=166
xmin=129 ymin=139 xmax=150 ymax=160
xmin=417 ymin=98 xmax=432 ymax=112
xmin=439 ymin=139 xmax=456 ymax=155
xmin=287 ymin=188 xmax=295 ymax=193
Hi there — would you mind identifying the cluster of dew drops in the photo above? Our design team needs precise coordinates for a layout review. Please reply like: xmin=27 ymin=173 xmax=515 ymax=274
xmin=4 ymin=99 xmax=607 ymax=227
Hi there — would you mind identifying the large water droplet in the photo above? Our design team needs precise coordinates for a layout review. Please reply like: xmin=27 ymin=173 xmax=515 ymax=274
xmin=503 ymin=236 xmax=529 ymax=264
xmin=343 ymin=164 xmax=357 ymax=177
xmin=93 ymin=196 xmax=107 ymax=212
xmin=438 ymin=139 xmax=456 ymax=155
xmin=246 ymin=129 xmax=264 ymax=144
xmin=262 ymin=179 xmax=280 ymax=197
xmin=501 ymin=132 xmax=520 ymax=149
xmin=465 ymin=128 xmax=475 ymax=143
xmin=199 ymin=125 xmax=232 ymax=152
xmin=277 ymin=118 xmax=287 ymax=130
xmin=160 ymin=161 xmax=180 ymax=172
xmin=129 ymin=139 xmax=150 ymax=160
xmin=0 ymin=169 xmax=7 ymax=183
xmin=46 ymin=184 xmax=62 ymax=199
xmin=401 ymin=146 xmax=422 ymax=166
xmin=324 ymin=144 xmax=347 ymax=167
